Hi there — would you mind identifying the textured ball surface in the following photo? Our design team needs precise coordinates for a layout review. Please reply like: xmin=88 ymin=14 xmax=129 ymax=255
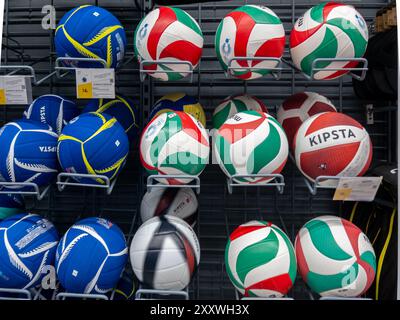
xmin=0 ymin=193 xmax=25 ymax=220
xmin=140 ymin=111 xmax=210 ymax=185
xmin=149 ymin=93 xmax=206 ymax=127
xmin=294 ymin=112 xmax=372 ymax=182
xmin=55 ymin=217 xmax=128 ymax=294
xmin=295 ymin=215 xmax=376 ymax=297
xmin=24 ymin=94 xmax=79 ymax=135
xmin=130 ymin=215 xmax=200 ymax=290
xmin=277 ymin=92 xmax=337 ymax=148
xmin=83 ymin=95 xmax=140 ymax=140
xmin=215 ymin=5 xmax=285 ymax=80
xmin=212 ymin=94 xmax=268 ymax=129
xmin=226 ymin=221 xmax=297 ymax=297
xmin=141 ymin=187 xmax=198 ymax=227
xmin=134 ymin=6 xmax=204 ymax=81
xmin=57 ymin=112 xmax=129 ymax=185
xmin=55 ymin=5 xmax=126 ymax=68
xmin=290 ymin=2 xmax=368 ymax=80
xmin=0 ymin=214 xmax=59 ymax=289
xmin=0 ymin=120 xmax=59 ymax=189
xmin=214 ymin=111 xmax=288 ymax=184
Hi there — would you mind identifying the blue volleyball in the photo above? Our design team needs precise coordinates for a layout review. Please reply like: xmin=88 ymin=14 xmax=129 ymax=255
xmin=57 ymin=112 xmax=129 ymax=185
xmin=55 ymin=217 xmax=128 ymax=294
xmin=0 ymin=193 xmax=25 ymax=220
xmin=0 ymin=120 xmax=59 ymax=189
xmin=55 ymin=5 xmax=127 ymax=69
xmin=24 ymin=95 xmax=79 ymax=135
xmin=0 ymin=214 xmax=59 ymax=289
xmin=83 ymin=95 xmax=139 ymax=139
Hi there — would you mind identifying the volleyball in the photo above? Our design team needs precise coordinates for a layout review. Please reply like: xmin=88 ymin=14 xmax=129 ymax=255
xmin=226 ymin=221 xmax=297 ymax=297
xmin=290 ymin=2 xmax=368 ymax=80
xmin=55 ymin=5 xmax=126 ymax=68
xmin=214 ymin=111 xmax=288 ymax=184
xmin=277 ymin=92 xmax=337 ymax=148
xmin=149 ymin=93 xmax=206 ymax=127
xmin=0 ymin=214 xmax=59 ymax=289
xmin=140 ymin=111 xmax=210 ymax=185
xmin=57 ymin=112 xmax=129 ymax=185
xmin=212 ymin=94 xmax=268 ymax=129
xmin=134 ymin=6 xmax=203 ymax=81
xmin=0 ymin=193 xmax=25 ymax=220
xmin=295 ymin=215 xmax=376 ymax=297
xmin=130 ymin=216 xmax=200 ymax=290
xmin=294 ymin=112 xmax=372 ymax=182
xmin=24 ymin=94 xmax=79 ymax=135
xmin=55 ymin=217 xmax=128 ymax=294
xmin=83 ymin=95 xmax=140 ymax=140
xmin=0 ymin=120 xmax=59 ymax=189
xmin=215 ymin=5 xmax=285 ymax=80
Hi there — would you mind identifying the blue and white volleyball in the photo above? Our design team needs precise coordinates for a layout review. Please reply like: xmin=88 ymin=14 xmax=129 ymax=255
xmin=0 ymin=120 xmax=59 ymax=189
xmin=0 ymin=214 xmax=59 ymax=289
xmin=82 ymin=95 xmax=140 ymax=139
xmin=24 ymin=95 xmax=79 ymax=135
xmin=0 ymin=193 xmax=25 ymax=220
xmin=55 ymin=217 xmax=128 ymax=294
xmin=57 ymin=112 xmax=129 ymax=185
xmin=55 ymin=5 xmax=127 ymax=69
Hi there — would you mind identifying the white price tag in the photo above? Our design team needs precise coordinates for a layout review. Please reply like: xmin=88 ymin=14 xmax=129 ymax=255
xmin=333 ymin=176 xmax=383 ymax=202
xmin=0 ymin=76 xmax=32 ymax=105
xmin=76 ymin=68 xmax=115 ymax=99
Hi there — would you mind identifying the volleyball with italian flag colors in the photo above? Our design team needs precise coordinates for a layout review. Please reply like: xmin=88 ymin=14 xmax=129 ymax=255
xmin=225 ymin=221 xmax=297 ymax=297
xmin=140 ymin=111 xmax=210 ymax=185
xmin=134 ymin=7 xmax=203 ymax=81
xmin=295 ymin=216 xmax=376 ymax=297
xmin=214 ymin=111 xmax=288 ymax=184
xmin=277 ymin=92 xmax=337 ymax=148
xmin=290 ymin=2 xmax=368 ymax=80
xmin=215 ymin=5 xmax=285 ymax=80
xmin=294 ymin=112 xmax=372 ymax=182
xmin=212 ymin=94 xmax=268 ymax=129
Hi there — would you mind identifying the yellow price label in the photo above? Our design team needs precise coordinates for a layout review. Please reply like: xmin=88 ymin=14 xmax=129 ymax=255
xmin=77 ymin=82 xmax=93 ymax=99
xmin=0 ymin=89 xmax=7 ymax=105
xmin=333 ymin=188 xmax=353 ymax=201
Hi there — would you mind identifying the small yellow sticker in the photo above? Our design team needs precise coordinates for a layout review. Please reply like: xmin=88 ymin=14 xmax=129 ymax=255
xmin=77 ymin=82 xmax=93 ymax=99
xmin=333 ymin=188 xmax=353 ymax=201
xmin=0 ymin=88 xmax=6 ymax=105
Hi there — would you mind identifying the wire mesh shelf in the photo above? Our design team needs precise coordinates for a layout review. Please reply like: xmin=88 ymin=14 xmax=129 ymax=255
xmin=135 ymin=288 xmax=190 ymax=300
xmin=226 ymin=57 xmax=284 ymax=80
xmin=56 ymin=172 xmax=117 ymax=195
xmin=0 ymin=288 xmax=32 ymax=300
xmin=139 ymin=60 xmax=194 ymax=82
xmin=227 ymin=174 xmax=285 ymax=195
xmin=0 ymin=181 xmax=50 ymax=201
xmin=146 ymin=175 xmax=201 ymax=195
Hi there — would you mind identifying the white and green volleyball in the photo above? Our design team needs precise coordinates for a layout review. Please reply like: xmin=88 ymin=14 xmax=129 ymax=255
xmin=134 ymin=6 xmax=203 ymax=81
xmin=226 ymin=221 xmax=297 ymax=297
xmin=290 ymin=2 xmax=368 ymax=80
xmin=214 ymin=111 xmax=288 ymax=184
xmin=215 ymin=5 xmax=285 ymax=80
xmin=212 ymin=94 xmax=268 ymax=129
xmin=140 ymin=111 xmax=210 ymax=185
xmin=295 ymin=216 xmax=376 ymax=297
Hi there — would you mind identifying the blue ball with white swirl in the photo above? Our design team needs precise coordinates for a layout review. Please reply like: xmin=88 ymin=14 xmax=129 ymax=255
xmin=55 ymin=217 xmax=128 ymax=294
xmin=0 ymin=213 xmax=59 ymax=289
xmin=0 ymin=119 xmax=59 ymax=189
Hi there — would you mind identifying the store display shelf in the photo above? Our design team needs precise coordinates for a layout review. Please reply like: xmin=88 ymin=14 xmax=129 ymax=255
xmin=0 ymin=288 xmax=32 ymax=300
xmin=56 ymin=172 xmax=117 ymax=195
xmin=227 ymin=174 xmax=285 ymax=195
xmin=146 ymin=175 xmax=201 ymax=195
xmin=139 ymin=60 xmax=194 ymax=82
xmin=225 ymin=56 xmax=284 ymax=80
xmin=0 ymin=181 xmax=50 ymax=201
xmin=135 ymin=288 xmax=190 ymax=300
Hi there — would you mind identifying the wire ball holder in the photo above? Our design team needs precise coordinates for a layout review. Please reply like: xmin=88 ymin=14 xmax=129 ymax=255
xmin=0 ymin=288 xmax=32 ymax=300
xmin=55 ymin=292 xmax=109 ymax=301
xmin=54 ymin=57 xmax=109 ymax=78
xmin=139 ymin=60 xmax=195 ymax=82
xmin=56 ymin=172 xmax=117 ymax=195
xmin=227 ymin=173 xmax=285 ymax=195
xmin=0 ymin=181 xmax=50 ymax=201
xmin=146 ymin=175 xmax=201 ymax=195
xmin=319 ymin=296 xmax=373 ymax=301
xmin=226 ymin=56 xmax=283 ymax=80
xmin=135 ymin=288 xmax=190 ymax=300
xmin=0 ymin=64 xmax=57 ymax=86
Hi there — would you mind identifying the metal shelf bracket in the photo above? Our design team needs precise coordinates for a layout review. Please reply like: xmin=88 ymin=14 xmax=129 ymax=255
xmin=227 ymin=173 xmax=285 ymax=195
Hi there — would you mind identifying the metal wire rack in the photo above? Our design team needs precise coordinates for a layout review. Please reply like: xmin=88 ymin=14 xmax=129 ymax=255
xmin=0 ymin=0 xmax=397 ymax=300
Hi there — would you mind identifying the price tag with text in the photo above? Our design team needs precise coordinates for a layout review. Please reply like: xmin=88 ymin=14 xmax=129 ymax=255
xmin=76 ymin=68 xmax=115 ymax=99
xmin=333 ymin=176 xmax=383 ymax=202
xmin=0 ymin=76 xmax=32 ymax=105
